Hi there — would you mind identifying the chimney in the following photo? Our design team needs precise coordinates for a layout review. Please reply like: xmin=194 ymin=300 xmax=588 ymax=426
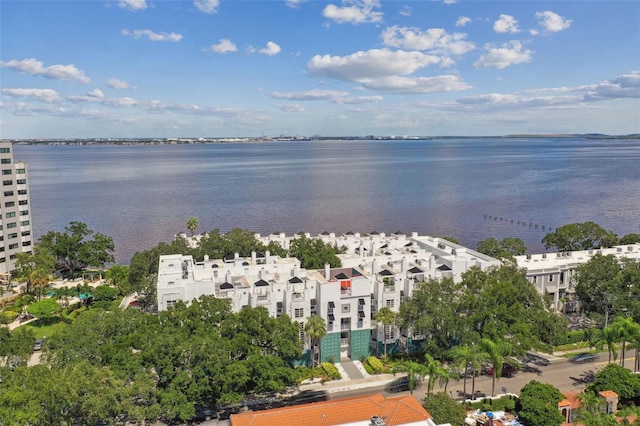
xmin=372 ymin=259 xmax=378 ymax=275
xmin=325 ymin=263 xmax=330 ymax=280
xmin=234 ymin=252 xmax=240 ymax=259
xmin=251 ymin=251 xmax=256 ymax=264
xmin=401 ymin=257 xmax=408 ymax=273
xmin=225 ymin=271 xmax=232 ymax=283
xmin=204 ymin=254 xmax=209 ymax=261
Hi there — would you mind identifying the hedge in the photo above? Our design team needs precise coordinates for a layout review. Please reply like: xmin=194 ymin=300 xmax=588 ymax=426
xmin=321 ymin=362 xmax=341 ymax=380
xmin=366 ymin=356 xmax=384 ymax=374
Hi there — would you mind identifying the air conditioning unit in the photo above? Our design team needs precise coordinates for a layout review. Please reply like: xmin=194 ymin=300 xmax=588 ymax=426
xmin=371 ymin=416 xmax=387 ymax=426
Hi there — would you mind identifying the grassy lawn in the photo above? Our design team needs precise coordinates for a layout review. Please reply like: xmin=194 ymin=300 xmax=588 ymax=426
xmin=23 ymin=317 xmax=68 ymax=339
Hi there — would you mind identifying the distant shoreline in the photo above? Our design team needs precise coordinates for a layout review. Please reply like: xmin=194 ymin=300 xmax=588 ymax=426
xmin=3 ymin=133 xmax=639 ymax=146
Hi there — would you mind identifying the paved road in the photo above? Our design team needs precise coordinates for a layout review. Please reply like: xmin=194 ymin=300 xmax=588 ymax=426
xmin=331 ymin=354 xmax=637 ymax=402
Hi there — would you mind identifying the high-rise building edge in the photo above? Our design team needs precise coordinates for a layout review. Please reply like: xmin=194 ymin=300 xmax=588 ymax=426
xmin=0 ymin=142 xmax=33 ymax=279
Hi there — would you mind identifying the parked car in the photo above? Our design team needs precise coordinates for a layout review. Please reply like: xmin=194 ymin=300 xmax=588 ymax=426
xmin=570 ymin=353 xmax=599 ymax=364
xmin=33 ymin=338 xmax=44 ymax=351
xmin=485 ymin=363 xmax=518 ymax=377
xmin=524 ymin=353 xmax=550 ymax=366
xmin=384 ymin=376 xmax=423 ymax=393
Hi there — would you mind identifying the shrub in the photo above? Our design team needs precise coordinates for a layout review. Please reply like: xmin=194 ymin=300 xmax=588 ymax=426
xmin=321 ymin=362 xmax=341 ymax=380
xmin=366 ymin=356 xmax=384 ymax=374
xmin=362 ymin=361 xmax=374 ymax=375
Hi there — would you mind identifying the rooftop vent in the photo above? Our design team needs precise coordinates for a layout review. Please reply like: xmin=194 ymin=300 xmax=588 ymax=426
xmin=371 ymin=416 xmax=387 ymax=426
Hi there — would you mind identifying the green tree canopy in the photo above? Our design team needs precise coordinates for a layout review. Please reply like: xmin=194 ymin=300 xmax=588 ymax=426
xmin=516 ymin=380 xmax=565 ymax=426
xmin=476 ymin=237 xmax=527 ymax=260
xmin=186 ymin=216 xmax=198 ymax=237
xmin=588 ymin=363 xmax=640 ymax=404
xmin=287 ymin=234 xmax=343 ymax=269
xmin=422 ymin=392 xmax=466 ymax=426
xmin=38 ymin=221 xmax=115 ymax=277
xmin=27 ymin=298 xmax=61 ymax=321
xmin=105 ymin=264 xmax=131 ymax=296
xmin=619 ymin=233 xmax=640 ymax=245
xmin=542 ymin=221 xmax=618 ymax=252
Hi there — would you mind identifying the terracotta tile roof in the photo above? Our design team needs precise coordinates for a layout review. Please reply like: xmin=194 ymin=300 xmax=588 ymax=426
xmin=598 ymin=390 xmax=618 ymax=399
xmin=230 ymin=393 xmax=432 ymax=426
xmin=560 ymin=390 xmax=582 ymax=410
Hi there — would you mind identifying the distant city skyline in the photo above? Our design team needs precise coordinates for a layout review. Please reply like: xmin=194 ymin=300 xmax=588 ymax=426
xmin=1 ymin=0 xmax=639 ymax=139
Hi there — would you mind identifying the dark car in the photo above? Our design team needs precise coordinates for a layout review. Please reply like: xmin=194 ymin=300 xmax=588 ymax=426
xmin=384 ymin=376 xmax=423 ymax=393
xmin=570 ymin=353 xmax=599 ymax=364
xmin=485 ymin=363 xmax=518 ymax=377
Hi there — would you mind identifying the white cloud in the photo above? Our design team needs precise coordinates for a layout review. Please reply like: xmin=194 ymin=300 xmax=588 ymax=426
xmin=259 ymin=41 xmax=281 ymax=56
xmin=193 ymin=0 xmax=220 ymax=14
xmin=493 ymin=14 xmax=520 ymax=33
xmin=455 ymin=92 xmax=583 ymax=110
xmin=107 ymin=78 xmax=135 ymax=89
xmin=535 ymin=11 xmax=572 ymax=33
xmin=276 ymin=103 xmax=305 ymax=112
xmin=118 ymin=0 xmax=147 ymax=11
xmin=456 ymin=16 xmax=471 ymax=27
xmin=68 ymin=94 xmax=139 ymax=107
xmin=399 ymin=6 xmax=411 ymax=17
xmin=2 ymin=88 xmax=61 ymax=103
xmin=87 ymin=89 xmax=104 ymax=98
xmin=380 ymin=26 xmax=475 ymax=56
xmin=285 ymin=0 xmax=307 ymax=8
xmin=584 ymin=71 xmax=640 ymax=99
xmin=205 ymin=39 xmax=237 ymax=54
xmin=309 ymin=48 xmax=443 ymax=82
xmin=357 ymin=75 xmax=470 ymax=93
xmin=121 ymin=29 xmax=183 ymax=42
xmin=443 ymin=0 xmax=458 ymax=4
xmin=0 ymin=58 xmax=91 ymax=84
xmin=323 ymin=0 xmax=383 ymax=24
xmin=335 ymin=95 xmax=383 ymax=104
xmin=474 ymin=41 xmax=533 ymax=69
xmin=269 ymin=89 xmax=350 ymax=101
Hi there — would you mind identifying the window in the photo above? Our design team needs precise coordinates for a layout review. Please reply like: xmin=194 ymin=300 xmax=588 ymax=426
xmin=4 ymin=201 xmax=14 ymax=207
xmin=20 ymin=220 xmax=29 ymax=226
xmin=20 ymin=210 xmax=28 ymax=216
xmin=16 ymin=168 xmax=25 ymax=174
xmin=294 ymin=308 xmax=304 ymax=318
xmin=18 ymin=200 xmax=27 ymax=205
xmin=17 ymin=189 xmax=26 ymax=195
xmin=21 ymin=230 xmax=30 ymax=236
xmin=22 ymin=241 xmax=31 ymax=247
xmin=16 ymin=179 xmax=26 ymax=184
xmin=0 ymin=147 xmax=10 ymax=153
xmin=298 ymin=322 xmax=305 ymax=340
xmin=8 ymin=233 xmax=17 ymax=239
xmin=10 ymin=254 xmax=17 ymax=260
xmin=0 ymin=257 xmax=5 ymax=263
xmin=8 ymin=243 xmax=18 ymax=250
xmin=532 ymin=276 xmax=537 ymax=283
xmin=166 ymin=300 xmax=177 ymax=308
xmin=6 ymin=223 xmax=17 ymax=229
xmin=0 ymin=247 xmax=4 ymax=252
xmin=2 ymin=170 xmax=11 ymax=175
xmin=384 ymin=324 xmax=395 ymax=340
xmin=385 ymin=299 xmax=395 ymax=308
xmin=5 ymin=212 xmax=15 ymax=218
xmin=1 ymin=159 xmax=10 ymax=164
xmin=2 ymin=180 xmax=12 ymax=186
xmin=342 ymin=304 xmax=350 ymax=313
xmin=3 ymin=191 xmax=13 ymax=196
xmin=549 ymin=274 xmax=553 ymax=282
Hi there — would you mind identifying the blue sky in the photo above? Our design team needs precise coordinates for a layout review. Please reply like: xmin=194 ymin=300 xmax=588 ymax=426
xmin=1 ymin=0 xmax=639 ymax=138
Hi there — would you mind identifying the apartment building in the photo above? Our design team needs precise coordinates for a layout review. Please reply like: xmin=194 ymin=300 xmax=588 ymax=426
xmin=0 ymin=142 xmax=33 ymax=277
xmin=515 ymin=243 xmax=640 ymax=313
xmin=159 ymin=232 xmax=500 ymax=363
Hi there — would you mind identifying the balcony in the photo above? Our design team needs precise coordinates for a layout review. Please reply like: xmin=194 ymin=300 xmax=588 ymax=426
xmin=291 ymin=292 xmax=304 ymax=301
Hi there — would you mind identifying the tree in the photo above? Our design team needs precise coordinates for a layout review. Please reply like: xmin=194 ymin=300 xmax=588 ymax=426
xmin=424 ymin=354 xmax=447 ymax=395
xmin=422 ymin=392 xmax=466 ymax=426
xmin=105 ymin=264 xmax=131 ymax=296
xmin=0 ymin=326 xmax=35 ymax=368
xmin=13 ymin=247 xmax=56 ymax=289
xmin=375 ymin=307 xmax=396 ymax=358
xmin=516 ymin=380 xmax=565 ymax=426
xmin=391 ymin=360 xmax=428 ymax=395
xmin=27 ymin=298 xmax=61 ymax=322
xmin=93 ymin=285 xmax=118 ymax=302
xmin=575 ymin=391 xmax=619 ymax=426
xmin=477 ymin=237 xmax=527 ymax=260
xmin=542 ymin=221 xmax=618 ymax=252
xmin=304 ymin=314 xmax=327 ymax=367
xmin=29 ymin=268 xmax=51 ymax=301
xmin=451 ymin=343 xmax=486 ymax=401
xmin=287 ymin=234 xmax=343 ymax=269
xmin=588 ymin=363 xmax=640 ymax=404
xmin=186 ymin=217 xmax=198 ymax=237
xmin=38 ymin=221 xmax=115 ymax=278
xmin=479 ymin=338 xmax=512 ymax=397
xmin=610 ymin=316 xmax=639 ymax=368
xmin=574 ymin=254 xmax=622 ymax=315
xmin=592 ymin=325 xmax=620 ymax=364
xmin=619 ymin=233 xmax=640 ymax=245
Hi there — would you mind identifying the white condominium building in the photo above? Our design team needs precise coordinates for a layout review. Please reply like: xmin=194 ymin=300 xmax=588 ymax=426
xmin=515 ymin=244 xmax=640 ymax=313
xmin=0 ymin=142 xmax=33 ymax=276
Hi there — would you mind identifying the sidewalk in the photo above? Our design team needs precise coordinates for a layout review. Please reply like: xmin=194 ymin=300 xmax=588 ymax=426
xmin=299 ymin=360 xmax=403 ymax=394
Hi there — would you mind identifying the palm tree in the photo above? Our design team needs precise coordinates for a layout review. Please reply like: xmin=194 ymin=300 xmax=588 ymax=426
xmin=304 ymin=314 xmax=327 ymax=368
xmin=186 ymin=216 xmax=198 ymax=237
xmin=479 ymin=338 xmax=511 ymax=397
xmin=438 ymin=364 xmax=460 ymax=393
xmin=611 ymin=316 xmax=637 ymax=368
xmin=451 ymin=344 xmax=486 ymax=401
xmin=424 ymin=354 xmax=447 ymax=395
xmin=29 ymin=269 xmax=50 ymax=301
xmin=391 ymin=360 xmax=428 ymax=395
xmin=576 ymin=392 xmax=619 ymax=426
xmin=375 ymin=307 xmax=396 ymax=358
xmin=592 ymin=325 xmax=620 ymax=364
